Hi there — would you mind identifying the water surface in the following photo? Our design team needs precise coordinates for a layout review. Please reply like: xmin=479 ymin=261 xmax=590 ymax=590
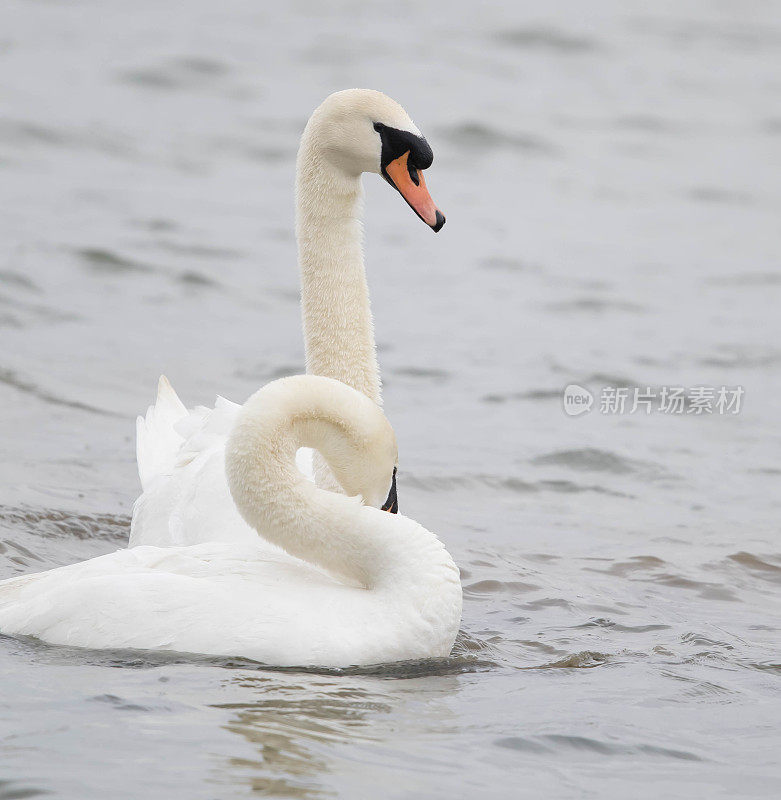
xmin=1 ymin=0 xmax=780 ymax=797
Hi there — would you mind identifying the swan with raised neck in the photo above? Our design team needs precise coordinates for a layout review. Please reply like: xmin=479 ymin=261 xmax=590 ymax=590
xmin=296 ymin=88 xmax=444 ymax=407
xmin=129 ymin=89 xmax=445 ymax=547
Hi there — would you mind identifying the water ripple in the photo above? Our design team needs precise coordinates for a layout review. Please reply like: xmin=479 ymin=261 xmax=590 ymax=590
xmin=493 ymin=27 xmax=600 ymax=53
xmin=496 ymin=733 xmax=703 ymax=760
xmin=0 ymin=506 xmax=130 ymax=543
xmin=0 ymin=369 xmax=121 ymax=417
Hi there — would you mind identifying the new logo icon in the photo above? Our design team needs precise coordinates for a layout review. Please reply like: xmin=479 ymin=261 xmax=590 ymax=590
xmin=562 ymin=384 xmax=594 ymax=417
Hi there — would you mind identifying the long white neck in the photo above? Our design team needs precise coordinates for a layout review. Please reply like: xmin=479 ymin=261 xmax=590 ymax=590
xmin=225 ymin=376 xmax=388 ymax=588
xmin=295 ymin=131 xmax=381 ymax=406
xmin=225 ymin=377 xmax=457 ymax=597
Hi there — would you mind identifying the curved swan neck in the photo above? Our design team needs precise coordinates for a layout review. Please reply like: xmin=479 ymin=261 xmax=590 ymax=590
xmin=225 ymin=377 xmax=395 ymax=588
xmin=295 ymin=131 xmax=382 ymax=407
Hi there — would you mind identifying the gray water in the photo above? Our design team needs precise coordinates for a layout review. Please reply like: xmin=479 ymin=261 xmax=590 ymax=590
xmin=1 ymin=0 xmax=781 ymax=797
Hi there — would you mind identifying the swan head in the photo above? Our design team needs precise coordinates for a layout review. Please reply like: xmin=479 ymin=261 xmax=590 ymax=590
xmin=320 ymin=388 xmax=400 ymax=513
xmin=229 ymin=375 xmax=400 ymax=515
xmin=302 ymin=88 xmax=445 ymax=232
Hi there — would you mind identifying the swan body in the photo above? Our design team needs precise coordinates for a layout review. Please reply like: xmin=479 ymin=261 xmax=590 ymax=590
xmin=0 ymin=540 xmax=455 ymax=665
xmin=130 ymin=89 xmax=444 ymax=547
xmin=0 ymin=376 xmax=462 ymax=666
xmin=0 ymin=92 xmax=460 ymax=666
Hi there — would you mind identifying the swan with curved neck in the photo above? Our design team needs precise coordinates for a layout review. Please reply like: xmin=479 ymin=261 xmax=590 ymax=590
xmin=0 ymin=376 xmax=462 ymax=666
xmin=130 ymin=89 xmax=445 ymax=547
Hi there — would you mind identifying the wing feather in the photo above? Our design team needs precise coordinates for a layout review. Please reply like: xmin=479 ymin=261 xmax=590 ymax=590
xmin=136 ymin=376 xmax=188 ymax=489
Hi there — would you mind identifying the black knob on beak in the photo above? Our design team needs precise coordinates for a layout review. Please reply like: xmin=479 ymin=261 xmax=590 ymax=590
xmin=381 ymin=467 xmax=398 ymax=514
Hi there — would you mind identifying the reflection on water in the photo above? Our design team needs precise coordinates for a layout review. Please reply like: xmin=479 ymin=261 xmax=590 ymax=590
xmin=216 ymin=675 xmax=391 ymax=798
xmin=2 ymin=0 xmax=781 ymax=797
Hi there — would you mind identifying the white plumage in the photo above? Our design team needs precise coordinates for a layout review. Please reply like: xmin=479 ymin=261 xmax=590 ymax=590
xmin=0 ymin=377 xmax=462 ymax=666
xmin=131 ymin=378 xmax=313 ymax=548
xmin=0 ymin=91 xmax=460 ymax=667
xmin=135 ymin=375 xmax=187 ymax=491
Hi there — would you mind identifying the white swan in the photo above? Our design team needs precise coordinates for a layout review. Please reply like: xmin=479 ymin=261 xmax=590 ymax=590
xmin=0 ymin=376 xmax=462 ymax=666
xmin=130 ymin=89 xmax=445 ymax=548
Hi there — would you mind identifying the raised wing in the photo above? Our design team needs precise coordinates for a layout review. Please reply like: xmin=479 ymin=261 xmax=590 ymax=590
xmin=130 ymin=377 xmax=314 ymax=548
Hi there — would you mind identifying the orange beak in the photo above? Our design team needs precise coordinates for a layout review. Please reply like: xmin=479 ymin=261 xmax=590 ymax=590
xmin=384 ymin=151 xmax=445 ymax=232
